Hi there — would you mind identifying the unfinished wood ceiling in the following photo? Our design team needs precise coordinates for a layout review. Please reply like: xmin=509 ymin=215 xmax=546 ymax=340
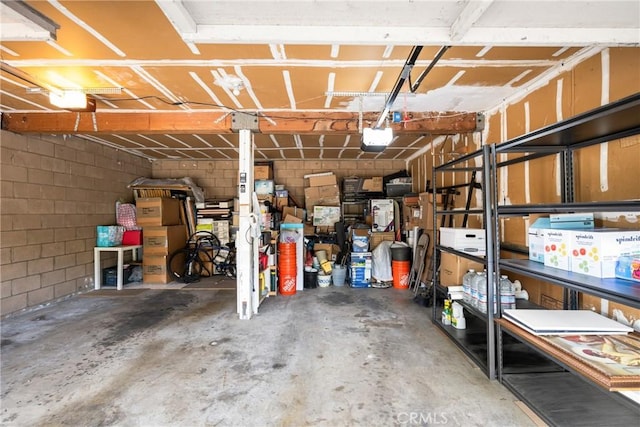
xmin=1 ymin=0 xmax=638 ymax=161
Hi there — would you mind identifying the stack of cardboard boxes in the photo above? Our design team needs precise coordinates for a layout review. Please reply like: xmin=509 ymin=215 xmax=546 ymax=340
xmin=137 ymin=197 xmax=187 ymax=284
xmin=304 ymin=172 xmax=341 ymax=233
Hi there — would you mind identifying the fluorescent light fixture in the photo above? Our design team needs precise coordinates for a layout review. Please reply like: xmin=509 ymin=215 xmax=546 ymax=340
xmin=361 ymin=127 xmax=393 ymax=152
xmin=49 ymin=90 xmax=87 ymax=109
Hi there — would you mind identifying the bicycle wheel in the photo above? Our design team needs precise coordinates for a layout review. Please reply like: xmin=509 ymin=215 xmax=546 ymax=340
xmin=225 ymin=249 xmax=237 ymax=278
xmin=225 ymin=263 xmax=237 ymax=278
xmin=168 ymin=247 xmax=204 ymax=283
xmin=190 ymin=231 xmax=221 ymax=260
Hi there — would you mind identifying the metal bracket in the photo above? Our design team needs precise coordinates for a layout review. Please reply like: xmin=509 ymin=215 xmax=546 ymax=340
xmin=475 ymin=112 xmax=486 ymax=132
xmin=231 ymin=112 xmax=259 ymax=132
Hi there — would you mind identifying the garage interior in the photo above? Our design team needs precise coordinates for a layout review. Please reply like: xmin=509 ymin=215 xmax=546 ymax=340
xmin=1 ymin=1 xmax=640 ymax=426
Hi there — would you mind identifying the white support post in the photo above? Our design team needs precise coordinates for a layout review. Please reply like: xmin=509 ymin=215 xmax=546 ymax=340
xmin=236 ymin=129 xmax=256 ymax=319
xmin=251 ymin=197 xmax=260 ymax=314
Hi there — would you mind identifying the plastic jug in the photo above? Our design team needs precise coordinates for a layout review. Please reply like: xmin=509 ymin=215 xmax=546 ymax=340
xmin=473 ymin=271 xmax=487 ymax=313
xmin=499 ymin=275 xmax=516 ymax=310
xmin=462 ymin=269 xmax=477 ymax=305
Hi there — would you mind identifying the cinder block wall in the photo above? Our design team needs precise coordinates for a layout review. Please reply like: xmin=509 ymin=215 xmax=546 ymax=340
xmin=151 ymin=159 xmax=409 ymax=205
xmin=0 ymin=131 xmax=151 ymax=316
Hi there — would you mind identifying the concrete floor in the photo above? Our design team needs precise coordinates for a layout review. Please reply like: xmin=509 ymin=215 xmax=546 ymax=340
xmin=1 ymin=282 xmax=536 ymax=426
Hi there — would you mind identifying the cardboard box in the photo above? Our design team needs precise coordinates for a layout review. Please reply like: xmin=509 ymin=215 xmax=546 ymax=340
xmin=136 ymin=198 xmax=182 ymax=226
xmin=276 ymin=197 xmax=288 ymax=210
xmin=143 ymin=255 xmax=173 ymax=284
xmin=313 ymin=243 xmax=341 ymax=261
xmin=371 ymin=199 xmax=395 ymax=232
xmin=571 ymin=229 xmax=640 ymax=278
xmin=282 ymin=214 xmax=302 ymax=224
xmin=306 ymin=172 xmax=337 ymax=187
xmin=275 ymin=189 xmax=289 ymax=210
xmin=313 ymin=206 xmax=341 ymax=226
xmin=419 ymin=192 xmax=443 ymax=231
xmin=305 ymin=184 xmax=341 ymax=202
xmin=362 ymin=176 xmax=383 ymax=192
xmin=440 ymin=227 xmax=486 ymax=255
xmin=351 ymin=228 xmax=370 ymax=252
xmin=528 ymin=217 xmax=550 ymax=263
xmin=403 ymin=204 xmax=421 ymax=229
xmin=370 ymin=231 xmax=395 ymax=250
xmin=317 ymin=184 xmax=340 ymax=199
xmin=254 ymin=165 xmax=273 ymax=180
xmin=282 ymin=206 xmax=306 ymax=222
xmin=543 ymin=229 xmax=572 ymax=271
xmin=143 ymin=225 xmax=187 ymax=255
xmin=439 ymin=252 xmax=483 ymax=286
xmin=315 ymin=225 xmax=335 ymax=234
xmin=427 ymin=193 xmax=445 ymax=204
xmin=305 ymin=185 xmax=341 ymax=209
xmin=403 ymin=194 xmax=420 ymax=206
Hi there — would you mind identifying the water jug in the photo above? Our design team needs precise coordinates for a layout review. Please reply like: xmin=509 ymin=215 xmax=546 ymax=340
xmin=472 ymin=271 xmax=487 ymax=312
xmin=499 ymin=275 xmax=516 ymax=311
xmin=462 ymin=269 xmax=477 ymax=305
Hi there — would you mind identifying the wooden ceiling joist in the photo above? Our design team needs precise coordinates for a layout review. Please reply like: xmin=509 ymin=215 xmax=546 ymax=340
xmin=2 ymin=111 xmax=480 ymax=135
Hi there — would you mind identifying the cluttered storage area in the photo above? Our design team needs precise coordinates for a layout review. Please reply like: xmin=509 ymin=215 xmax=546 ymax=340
xmin=93 ymin=167 xmax=428 ymax=296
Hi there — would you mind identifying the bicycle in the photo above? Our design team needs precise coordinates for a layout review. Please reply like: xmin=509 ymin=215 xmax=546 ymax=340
xmin=168 ymin=231 xmax=236 ymax=283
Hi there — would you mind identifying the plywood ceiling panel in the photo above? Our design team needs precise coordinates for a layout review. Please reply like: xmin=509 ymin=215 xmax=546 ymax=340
xmin=456 ymin=66 xmax=541 ymax=86
xmin=1 ymin=0 xmax=636 ymax=161
xmin=483 ymin=47 xmax=581 ymax=61
xmin=236 ymin=66 xmax=291 ymax=110
xmin=24 ymin=1 xmax=122 ymax=59
xmin=61 ymin=1 xmax=195 ymax=60
xmin=195 ymin=44 xmax=275 ymax=60
xmin=321 ymin=134 xmax=351 ymax=148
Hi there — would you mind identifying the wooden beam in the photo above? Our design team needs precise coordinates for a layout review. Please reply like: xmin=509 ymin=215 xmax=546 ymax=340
xmin=258 ymin=112 xmax=479 ymax=134
xmin=1 ymin=112 xmax=233 ymax=134
xmin=2 ymin=111 xmax=479 ymax=135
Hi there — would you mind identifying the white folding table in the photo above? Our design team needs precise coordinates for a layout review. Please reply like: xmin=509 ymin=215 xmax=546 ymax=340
xmin=94 ymin=245 xmax=143 ymax=290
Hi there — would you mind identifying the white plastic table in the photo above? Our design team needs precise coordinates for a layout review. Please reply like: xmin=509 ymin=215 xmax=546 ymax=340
xmin=94 ymin=245 xmax=143 ymax=290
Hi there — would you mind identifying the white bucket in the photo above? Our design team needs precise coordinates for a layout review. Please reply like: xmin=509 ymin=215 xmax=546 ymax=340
xmin=317 ymin=274 xmax=332 ymax=287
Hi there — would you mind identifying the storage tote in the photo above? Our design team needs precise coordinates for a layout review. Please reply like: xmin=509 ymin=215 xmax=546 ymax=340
xmin=96 ymin=225 xmax=124 ymax=247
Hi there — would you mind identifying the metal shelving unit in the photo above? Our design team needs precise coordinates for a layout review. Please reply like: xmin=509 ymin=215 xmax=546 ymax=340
xmin=492 ymin=93 xmax=640 ymax=425
xmin=431 ymin=144 xmax=500 ymax=379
